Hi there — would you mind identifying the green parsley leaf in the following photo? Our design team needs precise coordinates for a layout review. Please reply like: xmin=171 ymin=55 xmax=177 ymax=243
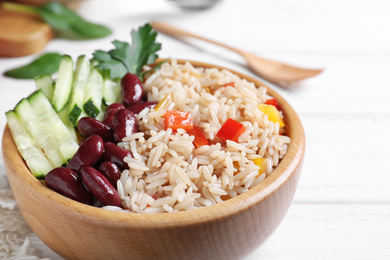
xmin=93 ymin=23 xmax=161 ymax=79
xmin=92 ymin=50 xmax=129 ymax=77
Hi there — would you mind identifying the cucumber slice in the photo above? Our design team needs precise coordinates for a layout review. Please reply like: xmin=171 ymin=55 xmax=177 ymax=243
xmin=58 ymin=108 xmax=78 ymax=142
xmin=102 ymin=70 xmax=121 ymax=105
xmin=95 ymin=103 xmax=106 ymax=122
xmin=83 ymin=68 xmax=103 ymax=118
xmin=6 ymin=111 xmax=53 ymax=179
xmin=14 ymin=97 xmax=66 ymax=168
xmin=28 ymin=90 xmax=79 ymax=161
xmin=52 ymin=55 xmax=73 ymax=112
xmin=67 ymin=55 xmax=91 ymax=125
xmin=34 ymin=74 xmax=54 ymax=101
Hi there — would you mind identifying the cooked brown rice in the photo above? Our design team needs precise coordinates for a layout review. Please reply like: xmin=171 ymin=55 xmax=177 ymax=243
xmin=104 ymin=60 xmax=290 ymax=213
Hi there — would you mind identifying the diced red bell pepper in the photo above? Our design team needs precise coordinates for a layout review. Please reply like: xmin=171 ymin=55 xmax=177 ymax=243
xmin=216 ymin=118 xmax=246 ymax=143
xmin=188 ymin=126 xmax=209 ymax=148
xmin=164 ymin=110 xmax=193 ymax=131
xmin=265 ymin=98 xmax=277 ymax=107
xmin=221 ymin=82 xmax=235 ymax=88
xmin=265 ymin=98 xmax=282 ymax=110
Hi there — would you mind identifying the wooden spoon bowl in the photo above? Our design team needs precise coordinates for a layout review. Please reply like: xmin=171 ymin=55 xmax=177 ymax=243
xmin=2 ymin=60 xmax=305 ymax=260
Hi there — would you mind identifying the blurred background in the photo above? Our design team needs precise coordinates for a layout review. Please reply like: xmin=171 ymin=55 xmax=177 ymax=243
xmin=1 ymin=0 xmax=390 ymax=259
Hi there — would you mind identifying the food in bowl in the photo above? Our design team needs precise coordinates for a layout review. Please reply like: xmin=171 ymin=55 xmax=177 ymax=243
xmin=4 ymin=23 xmax=290 ymax=214
xmin=110 ymin=60 xmax=290 ymax=213
xmin=5 ymin=58 xmax=290 ymax=213
xmin=2 ymin=58 xmax=304 ymax=260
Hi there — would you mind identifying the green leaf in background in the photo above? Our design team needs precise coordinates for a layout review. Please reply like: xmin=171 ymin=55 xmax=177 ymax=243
xmin=4 ymin=53 xmax=62 ymax=79
xmin=93 ymin=23 xmax=161 ymax=79
xmin=1 ymin=2 xmax=112 ymax=40
xmin=37 ymin=2 xmax=112 ymax=39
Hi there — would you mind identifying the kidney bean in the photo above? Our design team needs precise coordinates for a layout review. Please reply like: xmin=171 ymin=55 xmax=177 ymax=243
xmin=127 ymin=101 xmax=156 ymax=114
xmin=77 ymin=117 xmax=114 ymax=142
xmin=102 ymin=142 xmax=131 ymax=170
xmin=79 ymin=166 xmax=122 ymax=207
xmin=68 ymin=135 xmax=104 ymax=173
xmin=103 ymin=103 xmax=126 ymax=128
xmin=121 ymin=73 xmax=143 ymax=107
xmin=45 ymin=167 xmax=92 ymax=205
xmin=112 ymin=109 xmax=138 ymax=143
xmin=98 ymin=162 xmax=121 ymax=188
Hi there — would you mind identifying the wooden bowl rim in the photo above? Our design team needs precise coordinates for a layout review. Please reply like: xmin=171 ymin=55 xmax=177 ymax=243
xmin=2 ymin=59 xmax=305 ymax=229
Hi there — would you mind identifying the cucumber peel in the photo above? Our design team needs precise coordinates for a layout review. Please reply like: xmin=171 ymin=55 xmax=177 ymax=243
xmin=83 ymin=68 xmax=103 ymax=118
xmin=5 ymin=111 xmax=54 ymax=179
xmin=52 ymin=55 xmax=73 ymax=112
xmin=67 ymin=55 xmax=91 ymax=125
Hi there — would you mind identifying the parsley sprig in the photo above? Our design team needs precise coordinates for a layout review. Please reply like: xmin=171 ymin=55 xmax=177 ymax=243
xmin=93 ymin=24 xmax=162 ymax=79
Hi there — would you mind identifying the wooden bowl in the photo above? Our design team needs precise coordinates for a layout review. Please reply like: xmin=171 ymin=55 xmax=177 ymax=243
xmin=2 ymin=60 xmax=305 ymax=260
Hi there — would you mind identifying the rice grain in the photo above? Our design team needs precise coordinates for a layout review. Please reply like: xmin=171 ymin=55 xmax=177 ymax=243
xmin=114 ymin=61 xmax=290 ymax=213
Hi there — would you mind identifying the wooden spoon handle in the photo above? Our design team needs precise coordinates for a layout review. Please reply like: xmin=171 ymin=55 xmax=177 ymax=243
xmin=150 ymin=21 xmax=242 ymax=54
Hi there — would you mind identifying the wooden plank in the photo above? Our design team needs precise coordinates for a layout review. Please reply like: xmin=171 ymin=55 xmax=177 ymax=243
xmin=164 ymin=0 xmax=390 ymax=53
xmin=294 ymin=114 xmax=390 ymax=202
xmin=248 ymin=203 xmax=390 ymax=259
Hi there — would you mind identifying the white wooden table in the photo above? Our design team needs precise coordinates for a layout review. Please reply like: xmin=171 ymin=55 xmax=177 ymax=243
xmin=1 ymin=0 xmax=389 ymax=259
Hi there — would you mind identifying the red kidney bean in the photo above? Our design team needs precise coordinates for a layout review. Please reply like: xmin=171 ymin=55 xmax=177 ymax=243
xmin=121 ymin=73 xmax=143 ymax=107
xmin=102 ymin=142 xmax=131 ymax=170
xmin=98 ymin=162 xmax=121 ymax=188
xmin=127 ymin=101 xmax=156 ymax=114
xmin=68 ymin=135 xmax=104 ymax=173
xmin=45 ymin=167 xmax=92 ymax=205
xmin=112 ymin=109 xmax=138 ymax=143
xmin=79 ymin=166 xmax=122 ymax=207
xmin=77 ymin=117 xmax=114 ymax=142
xmin=103 ymin=103 xmax=126 ymax=128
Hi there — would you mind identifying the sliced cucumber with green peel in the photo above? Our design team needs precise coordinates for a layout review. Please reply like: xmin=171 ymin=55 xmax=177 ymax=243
xmin=14 ymin=97 xmax=66 ymax=168
xmin=58 ymin=108 xmax=78 ymax=142
xmin=28 ymin=90 xmax=79 ymax=161
xmin=34 ymin=74 xmax=54 ymax=101
xmin=5 ymin=111 xmax=54 ymax=179
xmin=95 ymin=103 xmax=106 ymax=122
xmin=67 ymin=55 xmax=91 ymax=125
xmin=102 ymin=70 xmax=121 ymax=105
xmin=83 ymin=68 xmax=103 ymax=118
xmin=52 ymin=55 xmax=73 ymax=112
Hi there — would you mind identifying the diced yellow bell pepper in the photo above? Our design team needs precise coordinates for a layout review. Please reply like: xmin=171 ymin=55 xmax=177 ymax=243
xmin=252 ymin=158 xmax=267 ymax=176
xmin=154 ymin=94 xmax=172 ymax=111
xmin=203 ymin=86 xmax=211 ymax=94
xmin=233 ymin=161 xmax=240 ymax=175
xmin=257 ymin=104 xmax=285 ymax=127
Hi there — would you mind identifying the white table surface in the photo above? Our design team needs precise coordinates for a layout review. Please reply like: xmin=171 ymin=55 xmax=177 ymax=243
xmin=1 ymin=0 xmax=390 ymax=259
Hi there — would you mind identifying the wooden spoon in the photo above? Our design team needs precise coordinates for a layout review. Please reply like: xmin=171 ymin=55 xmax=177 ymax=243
xmin=150 ymin=21 xmax=323 ymax=87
